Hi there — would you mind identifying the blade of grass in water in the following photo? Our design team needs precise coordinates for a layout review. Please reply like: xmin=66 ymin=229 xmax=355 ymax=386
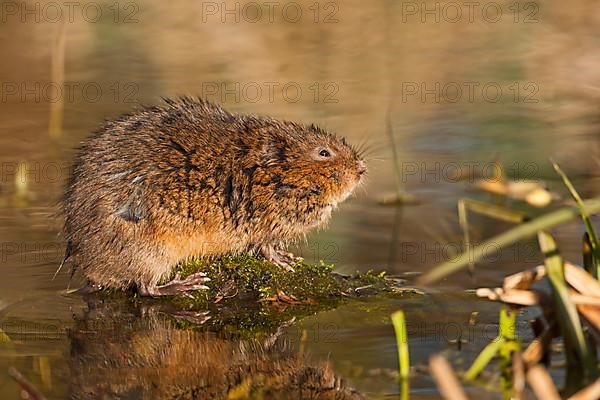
xmin=384 ymin=112 xmax=417 ymax=205
xmin=418 ymin=199 xmax=600 ymax=285
xmin=465 ymin=306 xmax=519 ymax=381
xmin=38 ymin=356 xmax=52 ymax=388
xmin=552 ymin=161 xmax=600 ymax=276
xmin=499 ymin=307 xmax=521 ymax=399
xmin=498 ymin=307 xmax=520 ymax=360
xmin=391 ymin=310 xmax=410 ymax=380
xmin=539 ymin=231 xmax=597 ymax=384
xmin=465 ymin=336 xmax=504 ymax=380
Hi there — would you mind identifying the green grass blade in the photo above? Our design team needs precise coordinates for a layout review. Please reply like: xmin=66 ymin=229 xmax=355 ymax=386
xmin=418 ymin=199 xmax=600 ymax=285
xmin=465 ymin=307 xmax=520 ymax=382
xmin=498 ymin=307 xmax=520 ymax=399
xmin=552 ymin=161 xmax=600 ymax=274
xmin=465 ymin=337 xmax=504 ymax=380
xmin=391 ymin=310 xmax=410 ymax=380
xmin=538 ymin=231 xmax=597 ymax=379
xmin=499 ymin=306 xmax=517 ymax=341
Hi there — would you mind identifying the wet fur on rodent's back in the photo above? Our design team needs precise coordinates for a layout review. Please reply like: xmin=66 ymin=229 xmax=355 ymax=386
xmin=62 ymin=97 xmax=365 ymax=289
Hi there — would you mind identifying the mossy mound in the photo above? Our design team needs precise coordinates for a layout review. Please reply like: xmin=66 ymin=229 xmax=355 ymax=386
xmin=167 ymin=255 xmax=403 ymax=306
xmin=121 ymin=256 xmax=422 ymax=338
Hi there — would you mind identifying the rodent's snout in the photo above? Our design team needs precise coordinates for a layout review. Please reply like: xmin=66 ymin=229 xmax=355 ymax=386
xmin=357 ymin=160 xmax=367 ymax=175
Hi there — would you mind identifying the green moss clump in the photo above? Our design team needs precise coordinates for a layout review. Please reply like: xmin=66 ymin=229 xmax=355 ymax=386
xmin=86 ymin=256 xmax=419 ymax=339
xmin=101 ymin=256 xmax=420 ymax=339
xmin=166 ymin=255 xmax=399 ymax=308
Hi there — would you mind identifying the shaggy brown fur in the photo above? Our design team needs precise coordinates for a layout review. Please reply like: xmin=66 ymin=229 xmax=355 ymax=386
xmin=61 ymin=97 xmax=366 ymax=293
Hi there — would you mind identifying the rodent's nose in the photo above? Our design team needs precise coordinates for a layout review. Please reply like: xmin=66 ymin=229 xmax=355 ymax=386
xmin=357 ymin=160 xmax=367 ymax=175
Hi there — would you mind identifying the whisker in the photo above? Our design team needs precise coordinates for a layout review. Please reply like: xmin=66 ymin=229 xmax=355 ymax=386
xmin=364 ymin=157 xmax=388 ymax=163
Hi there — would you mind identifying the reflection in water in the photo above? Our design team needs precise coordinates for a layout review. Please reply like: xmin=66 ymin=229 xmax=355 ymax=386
xmin=68 ymin=297 xmax=363 ymax=399
xmin=0 ymin=282 xmax=531 ymax=399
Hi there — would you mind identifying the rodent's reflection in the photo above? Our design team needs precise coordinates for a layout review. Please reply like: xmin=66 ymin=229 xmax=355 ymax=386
xmin=69 ymin=298 xmax=363 ymax=400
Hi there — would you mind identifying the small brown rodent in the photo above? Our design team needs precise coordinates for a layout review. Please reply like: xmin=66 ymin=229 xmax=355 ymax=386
xmin=61 ymin=97 xmax=366 ymax=296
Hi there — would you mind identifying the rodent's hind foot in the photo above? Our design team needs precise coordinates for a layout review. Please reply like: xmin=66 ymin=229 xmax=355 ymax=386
xmin=260 ymin=245 xmax=301 ymax=272
xmin=137 ymin=272 xmax=210 ymax=297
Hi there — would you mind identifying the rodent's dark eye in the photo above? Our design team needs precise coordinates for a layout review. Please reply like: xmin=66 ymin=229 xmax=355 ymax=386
xmin=319 ymin=149 xmax=331 ymax=158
